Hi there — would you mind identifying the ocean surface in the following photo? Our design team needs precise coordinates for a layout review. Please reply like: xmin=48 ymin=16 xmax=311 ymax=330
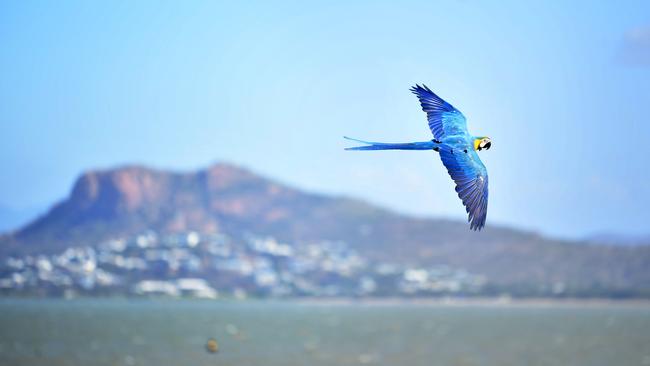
xmin=0 ymin=299 xmax=649 ymax=366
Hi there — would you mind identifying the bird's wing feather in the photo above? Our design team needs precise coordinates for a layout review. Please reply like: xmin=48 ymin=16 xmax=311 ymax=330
xmin=438 ymin=145 xmax=489 ymax=230
xmin=411 ymin=84 xmax=468 ymax=139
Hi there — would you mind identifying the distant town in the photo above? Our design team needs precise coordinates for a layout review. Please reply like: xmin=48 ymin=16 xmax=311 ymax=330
xmin=0 ymin=231 xmax=487 ymax=299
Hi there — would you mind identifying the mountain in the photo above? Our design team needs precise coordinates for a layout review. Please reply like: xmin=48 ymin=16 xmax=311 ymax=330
xmin=585 ymin=233 xmax=650 ymax=247
xmin=2 ymin=163 xmax=649 ymax=297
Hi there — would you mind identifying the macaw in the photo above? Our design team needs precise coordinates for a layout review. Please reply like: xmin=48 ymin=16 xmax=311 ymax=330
xmin=345 ymin=84 xmax=491 ymax=230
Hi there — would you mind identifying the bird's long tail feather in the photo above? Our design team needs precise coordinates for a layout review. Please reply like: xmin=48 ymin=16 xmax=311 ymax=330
xmin=344 ymin=136 xmax=435 ymax=151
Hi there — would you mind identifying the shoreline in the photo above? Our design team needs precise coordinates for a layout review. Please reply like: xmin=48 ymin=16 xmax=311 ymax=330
xmin=1 ymin=296 xmax=649 ymax=308
xmin=292 ymin=296 xmax=650 ymax=308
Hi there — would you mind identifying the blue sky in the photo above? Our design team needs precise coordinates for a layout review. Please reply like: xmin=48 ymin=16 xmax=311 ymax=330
xmin=1 ymin=0 xmax=649 ymax=238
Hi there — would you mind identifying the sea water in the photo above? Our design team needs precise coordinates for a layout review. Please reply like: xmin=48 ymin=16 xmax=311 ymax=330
xmin=0 ymin=299 xmax=648 ymax=366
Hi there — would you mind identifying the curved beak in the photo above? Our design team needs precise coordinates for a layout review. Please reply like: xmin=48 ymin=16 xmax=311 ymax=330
xmin=485 ymin=142 xmax=491 ymax=150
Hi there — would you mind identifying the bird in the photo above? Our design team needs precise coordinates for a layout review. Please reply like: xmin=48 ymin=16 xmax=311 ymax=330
xmin=344 ymin=84 xmax=491 ymax=230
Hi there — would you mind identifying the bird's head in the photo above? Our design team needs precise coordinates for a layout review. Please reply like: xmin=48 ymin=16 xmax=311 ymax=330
xmin=474 ymin=137 xmax=492 ymax=151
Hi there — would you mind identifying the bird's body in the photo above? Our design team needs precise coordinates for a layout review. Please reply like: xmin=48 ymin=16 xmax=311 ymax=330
xmin=345 ymin=84 xmax=491 ymax=230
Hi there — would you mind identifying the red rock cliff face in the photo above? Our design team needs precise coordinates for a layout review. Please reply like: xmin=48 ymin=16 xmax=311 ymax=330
xmin=68 ymin=167 xmax=169 ymax=215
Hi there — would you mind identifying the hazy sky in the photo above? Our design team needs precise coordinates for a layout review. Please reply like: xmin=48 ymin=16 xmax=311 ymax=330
xmin=1 ymin=0 xmax=649 ymax=238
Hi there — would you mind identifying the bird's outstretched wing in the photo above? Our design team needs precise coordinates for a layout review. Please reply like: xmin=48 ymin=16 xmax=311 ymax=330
xmin=411 ymin=84 xmax=468 ymax=139
xmin=439 ymin=146 xmax=489 ymax=230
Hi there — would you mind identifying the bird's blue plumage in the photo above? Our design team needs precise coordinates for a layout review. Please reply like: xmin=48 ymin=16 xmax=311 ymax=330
xmin=410 ymin=84 xmax=468 ymax=139
xmin=345 ymin=84 xmax=490 ymax=231
xmin=438 ymin=144 xmax=488 ymax=230
xmin=343 ymin=137 xmax=435 ymax=151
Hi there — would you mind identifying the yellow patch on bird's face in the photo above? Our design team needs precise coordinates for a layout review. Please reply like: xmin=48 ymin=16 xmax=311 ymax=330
xmin=473 ymin=138 xmax=482 ymax=151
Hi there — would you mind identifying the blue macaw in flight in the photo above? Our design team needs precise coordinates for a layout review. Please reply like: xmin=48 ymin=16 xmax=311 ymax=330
xmin=345 ymin=84 xmax=492 ymax=230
